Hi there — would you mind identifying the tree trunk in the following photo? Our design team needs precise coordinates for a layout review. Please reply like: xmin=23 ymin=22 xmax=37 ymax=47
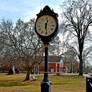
xmin=12 ymin=65 xmax=15 ymax=74
xmin=78 ymin=39 xmax=84 ymax=76
xmin=79 ymin=53 xmax=83 ymax=76
xmin=25 ymin=70 xmax=30 ymax=81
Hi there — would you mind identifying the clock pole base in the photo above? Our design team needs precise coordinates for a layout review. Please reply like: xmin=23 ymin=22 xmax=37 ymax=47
xmin=41 ymin=81 xmax=51 ymax=92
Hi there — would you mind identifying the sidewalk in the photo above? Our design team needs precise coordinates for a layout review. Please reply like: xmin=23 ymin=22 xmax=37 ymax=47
xmin=83 ymin=73 xmax=92 ymax=78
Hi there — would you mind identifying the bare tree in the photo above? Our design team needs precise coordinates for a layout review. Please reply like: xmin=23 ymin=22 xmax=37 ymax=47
xmin=0 ymin=19 xmax=44 ymax=80
xmin=61 ymin=0 xmax=92 ymax=75
xmin=61 ymin=41 xmax=92 ymax=73
xmin=82 ymin=46 xmax=92 ymax=72
xmin=61 ymin=42 xmax=78 ymax=73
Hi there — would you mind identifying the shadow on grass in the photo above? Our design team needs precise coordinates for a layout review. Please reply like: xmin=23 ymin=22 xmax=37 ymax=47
xmin=52 ymin=82 xmax=72 ymax=85
xmin=53 ymin=74 xmax=84 ymax=78
xmin=0 ymin=79 xmax=33 ymax=87
xmin=0 ymin=82 xmax=26 ymax=87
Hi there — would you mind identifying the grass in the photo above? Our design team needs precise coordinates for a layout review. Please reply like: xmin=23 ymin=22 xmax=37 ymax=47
xmin=0 ymin=73 xmax=86 ymax=92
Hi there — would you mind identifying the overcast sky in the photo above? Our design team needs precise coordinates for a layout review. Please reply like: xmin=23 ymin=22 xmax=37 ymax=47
xmin=0 ymin=0 xmax=64 ymax=23
xmin=0 ymin=0 xmax=92 ymax=65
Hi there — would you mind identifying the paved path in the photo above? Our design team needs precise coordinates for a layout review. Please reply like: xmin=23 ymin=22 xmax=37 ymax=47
xmin=83 ymin=73 xmax=92 ymax=78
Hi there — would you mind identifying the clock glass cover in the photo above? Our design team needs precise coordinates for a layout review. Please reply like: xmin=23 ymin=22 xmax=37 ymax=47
xmin=36 ymin=15 xmax=56 ymax=36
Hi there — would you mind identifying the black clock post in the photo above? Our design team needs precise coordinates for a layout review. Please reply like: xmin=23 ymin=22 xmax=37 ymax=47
xmin=41 ymin=43 xmax=50 ymax=92
xmin=35 ymin=5 xmax=58 ymax=92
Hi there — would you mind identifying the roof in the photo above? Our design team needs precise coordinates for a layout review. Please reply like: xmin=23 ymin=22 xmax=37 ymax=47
xmin=48 ymin=56 xmax=62 ymax=62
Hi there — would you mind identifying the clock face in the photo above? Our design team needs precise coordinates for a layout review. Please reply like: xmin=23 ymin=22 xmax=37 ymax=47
xmin=35 ymin=15 xmax=57 ymax=36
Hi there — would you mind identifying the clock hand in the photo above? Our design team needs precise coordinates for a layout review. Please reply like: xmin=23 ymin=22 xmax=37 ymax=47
xmin=45 ymin=20 xmax=48 ymax=34
xmin=45 ymin=23 xmax=47 ymax=34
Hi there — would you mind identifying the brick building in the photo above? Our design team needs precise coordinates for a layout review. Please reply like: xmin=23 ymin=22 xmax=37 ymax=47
xmin=39 ymin=56 xmax=68 ymax=73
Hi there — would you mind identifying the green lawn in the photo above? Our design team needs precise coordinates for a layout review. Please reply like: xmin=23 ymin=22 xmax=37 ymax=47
xmin=0 ymin=73 xmax=86 ymax=92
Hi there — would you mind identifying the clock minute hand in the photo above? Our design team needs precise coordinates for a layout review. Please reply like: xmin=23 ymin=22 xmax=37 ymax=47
xmin=45 ymin=20 xmax=48 ymax=34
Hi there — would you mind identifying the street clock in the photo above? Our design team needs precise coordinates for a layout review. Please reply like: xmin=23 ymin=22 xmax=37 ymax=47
xmin=35 ymin=6 xmax=59 ymax=92
xmin=35 ymin=5 xmax=58 ymax=43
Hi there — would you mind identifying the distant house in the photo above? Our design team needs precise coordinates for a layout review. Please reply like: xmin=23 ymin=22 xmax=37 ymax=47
xmin=48 ymin=62 xmax=60 ymax=73
xmin=39 ymin=56 xmax=68 ymax=73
